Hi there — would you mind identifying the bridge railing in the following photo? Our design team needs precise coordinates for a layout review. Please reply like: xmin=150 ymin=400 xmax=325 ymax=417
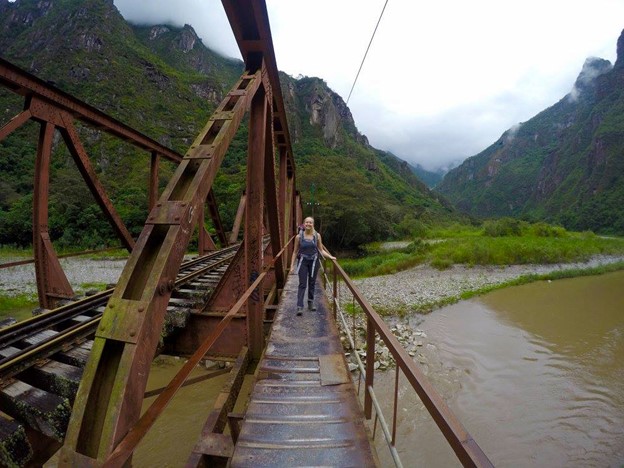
xmin=322 ymin=259 xmax=494 ymax=468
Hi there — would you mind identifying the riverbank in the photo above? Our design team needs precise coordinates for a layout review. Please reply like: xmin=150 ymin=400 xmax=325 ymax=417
xmin=349 ymin=254 xmax=624 ymax=316
xmin=338 ymin=254 xmax=624 ymax=372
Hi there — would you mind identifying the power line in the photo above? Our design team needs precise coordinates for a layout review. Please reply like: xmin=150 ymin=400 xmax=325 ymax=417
xmin=346 ymin=0 xmax=389 ymax=105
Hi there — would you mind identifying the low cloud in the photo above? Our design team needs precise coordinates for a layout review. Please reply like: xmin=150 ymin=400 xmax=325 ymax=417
xmin=114 ymin=0 xmax=239 ymax=58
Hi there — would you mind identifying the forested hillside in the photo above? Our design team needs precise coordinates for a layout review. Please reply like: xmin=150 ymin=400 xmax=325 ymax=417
xmin=0 ymin=0 xmax=458 ymax=249
xmin=437 ymin=30 xmax=624 ymax=235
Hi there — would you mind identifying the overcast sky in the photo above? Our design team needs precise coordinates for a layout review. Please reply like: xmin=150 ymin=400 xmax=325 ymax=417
xmin=114 ymin=0 xmax=624 ymax=171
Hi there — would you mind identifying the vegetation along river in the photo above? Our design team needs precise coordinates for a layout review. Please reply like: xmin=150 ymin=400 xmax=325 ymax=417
xmin=372 ymin=270 xmax=624 ymax=467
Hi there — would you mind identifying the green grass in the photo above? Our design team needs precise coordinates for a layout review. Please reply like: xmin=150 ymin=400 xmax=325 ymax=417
xmin=0 ymin=246 xmax=129 ymax=260
xmin=341 ymin=223 xmax=624 ymax=278
xmin=0 ymin=294 xmax=38 ymax=322
xmin=340 ymin=250 xmax=425 ymax=278
xmin=78 ymin=282 xmax=110 ymax=293
xmin=429 ymin=235 xmax=624 ymax=266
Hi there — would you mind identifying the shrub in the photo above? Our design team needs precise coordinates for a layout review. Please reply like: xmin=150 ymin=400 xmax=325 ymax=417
xmin=529 ymin=222 xmax=567 ymax=237
xmin=483 ymin=217 xmax=522 ymax=237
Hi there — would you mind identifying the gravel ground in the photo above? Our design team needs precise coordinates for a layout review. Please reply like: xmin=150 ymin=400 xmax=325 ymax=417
xmin=0 ymin=257 xmax=127 ymax=297
xmin=349 ymin=254 xmax=624 ymax=312
xmin=2 ymin=254 xmax=623 ymax=308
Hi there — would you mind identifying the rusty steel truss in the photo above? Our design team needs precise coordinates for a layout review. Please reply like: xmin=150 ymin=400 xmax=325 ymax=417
xmin=0 ymin=56 xmax=231 ymax=309
xmin=47 ymin=0 xmax=300 ymax=464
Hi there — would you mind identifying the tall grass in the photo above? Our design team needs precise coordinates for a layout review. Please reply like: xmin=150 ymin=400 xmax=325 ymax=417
xmin=0 ymin=294 xmax=38 ymax=322
xmin=340 ymin=250 xmax=425 ymax=278
xmin=429 ymin=236 xmax=624 ymax=266
xmin=340 ymin=222 xmax=624 ymax=278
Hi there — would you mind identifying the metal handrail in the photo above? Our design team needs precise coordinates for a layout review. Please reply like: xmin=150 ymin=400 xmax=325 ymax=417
xmin=321 ymin=258 xmax=494 ymax=468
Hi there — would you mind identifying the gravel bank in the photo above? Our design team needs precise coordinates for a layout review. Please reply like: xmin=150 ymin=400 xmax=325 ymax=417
xmin=0 ymin=257 xmax=127 ymax=297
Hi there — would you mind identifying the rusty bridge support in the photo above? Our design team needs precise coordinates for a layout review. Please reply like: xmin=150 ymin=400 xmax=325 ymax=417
xmin=0 ymin=57 xmax=219 ymax=309
xmin=59 ymin=69 xmax=266 ymax=465
xmin=33 ymin=122 xmax=74 ymax=307
xmin=55 ymin=0 xmax=299 ymax=464
xmin=245 ymin=84 xmax=268 ymax=359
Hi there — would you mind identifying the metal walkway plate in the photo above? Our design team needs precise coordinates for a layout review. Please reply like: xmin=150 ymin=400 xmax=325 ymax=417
xmin=231 ymin=275 xmax=378 ymax=467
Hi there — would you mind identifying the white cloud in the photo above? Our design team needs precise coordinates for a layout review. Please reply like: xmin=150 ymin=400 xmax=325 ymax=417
xmin=113 ymin=0 xmax=624 ymax=171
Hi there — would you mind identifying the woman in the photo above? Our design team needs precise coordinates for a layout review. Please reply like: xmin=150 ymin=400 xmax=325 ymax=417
xmin=290 ymin=216 xmax=335 ymax=315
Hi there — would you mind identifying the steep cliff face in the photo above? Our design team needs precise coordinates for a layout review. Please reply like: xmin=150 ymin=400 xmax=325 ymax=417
xmin=437 ymin=32 xmax=624 ymax=234
xmin=282 ymin=76 xmax=368 ymax=148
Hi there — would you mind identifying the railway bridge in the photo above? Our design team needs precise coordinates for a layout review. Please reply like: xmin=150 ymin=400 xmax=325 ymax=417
xmin=0 ymin=1 xmax=493 ymax=466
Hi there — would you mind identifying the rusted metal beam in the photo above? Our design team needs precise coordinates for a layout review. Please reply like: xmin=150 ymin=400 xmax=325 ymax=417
xmin=229 ymin=192 xmax=246 ymax=244
xmin=204 ymin=242 xmax=246 ymax=313
xmin=32 ymin=122 xmax=74 ymax=308
xmin=59 ymin=113 xmax=135 ymax=252
xmin=0 ymin=108 xmax=32 ymax=141
xmin=103 ymin=243 xmax=288 ymax=468
xmin=0 ymin=57 xmax=182 ymax=162
xmin=149 ymin=151 xmax=160 ymax=211
xmin=206 ymin=189 xmax=228 ymax=247
xmin=262 ymin=94 xmax=284 ymax=290
xmin=245 ymin=83 xmax=267 ymax=360
xmin=222 ymin=0 xmax=296 ymax=173
xmin=59 ymin=70 xmax=263 ymax=466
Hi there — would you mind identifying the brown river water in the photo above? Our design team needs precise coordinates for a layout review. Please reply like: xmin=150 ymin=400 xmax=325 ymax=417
xmin=72 ymin=271 xmax=622 ymax=467
xmin=371 ymin=270 xmax=624 ymax=467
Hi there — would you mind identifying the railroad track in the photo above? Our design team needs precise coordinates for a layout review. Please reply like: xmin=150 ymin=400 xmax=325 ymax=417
xmin=0 ymin=245 xmax=238 ymax=466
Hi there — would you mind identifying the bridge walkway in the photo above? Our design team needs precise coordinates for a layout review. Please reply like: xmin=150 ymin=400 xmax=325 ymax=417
xmin=230 ymin=273 xmax=378 ymax=467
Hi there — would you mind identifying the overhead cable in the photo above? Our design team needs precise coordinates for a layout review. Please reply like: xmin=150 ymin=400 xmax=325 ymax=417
xmin=346 ymin=0 xmax=389 ymax=105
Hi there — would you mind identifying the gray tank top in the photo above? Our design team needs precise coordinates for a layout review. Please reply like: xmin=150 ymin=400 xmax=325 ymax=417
xmin=299 ymin=234 xmax=318 ymax=260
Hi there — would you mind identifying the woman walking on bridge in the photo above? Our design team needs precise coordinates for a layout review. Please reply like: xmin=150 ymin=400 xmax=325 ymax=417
xmin=290 ymin=216 xmax=335 ymax=316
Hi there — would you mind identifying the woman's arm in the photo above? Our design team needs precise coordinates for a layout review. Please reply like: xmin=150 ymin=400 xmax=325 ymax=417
xmin=317 ymin=233 xmax=336 ymax=260
xmin=289 ymin=234 xmax=300 ymax=273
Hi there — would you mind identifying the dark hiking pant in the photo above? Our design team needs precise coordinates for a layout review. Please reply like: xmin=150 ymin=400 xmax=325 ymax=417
xmin=297 ymin=257 xmax=319 ymax=307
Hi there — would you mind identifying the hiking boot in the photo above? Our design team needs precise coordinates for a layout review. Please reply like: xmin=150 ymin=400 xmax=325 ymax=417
xmin=296 ymin=307 xmax=303 ymax=316
xmin=308 ymin=301 xmax=316 ymax=311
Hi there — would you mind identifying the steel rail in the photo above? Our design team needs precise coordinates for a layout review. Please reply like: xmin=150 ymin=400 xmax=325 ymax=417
xmin=0 ymin=246 xmax=238 ymax=346
xmin=327 ymin=259 xmax=494 ymax=468
xmin=321 ymin=264 xmax=404 ymax=468
xmin=0 ymin=248 xmax=238 ymax=382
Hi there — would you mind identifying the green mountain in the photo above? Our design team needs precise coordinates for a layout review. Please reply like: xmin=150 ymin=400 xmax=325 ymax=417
xmin=437 ymin=31 xmax=624 ymax=235
xmin=0 ymin=0 xmax=458 ymax=249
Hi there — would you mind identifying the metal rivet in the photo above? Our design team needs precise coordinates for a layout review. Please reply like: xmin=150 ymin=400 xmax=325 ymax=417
xmin=130 ymin=331 xmax=136 ymax=337
xmin=138 ymin=307 xmax=144 ymax=313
